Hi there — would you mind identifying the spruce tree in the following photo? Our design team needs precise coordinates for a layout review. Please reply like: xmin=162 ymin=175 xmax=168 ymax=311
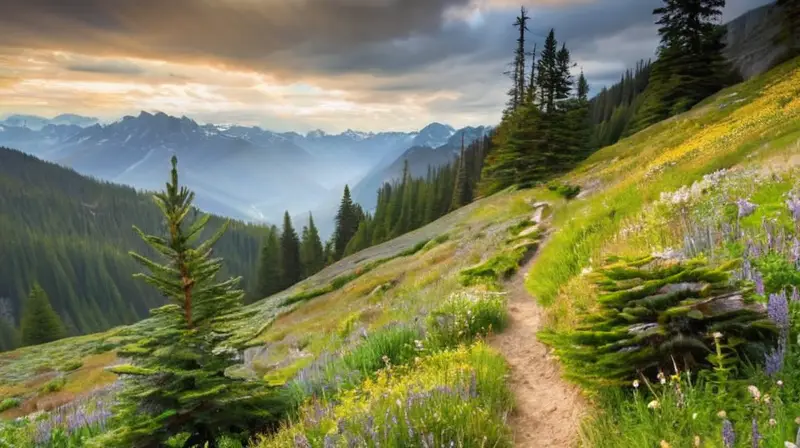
xmin=537 ymin=29 xmax=559 ymax=113
xmin=629 ymin=0 xmax=729 ymax=133
xmin=300 ymin=213 xmax=325 ymax=277
xmin=94 ymin=156 xmax=282 ymax=448
xmin=577 ymin=71 xmax=590 ymax=102
xmin=255 ymin=226 xmax=282 ymax=300
xmin=333 ymin=185 xmax=360 ymax=260
xmin=20 ymin=284 xmax=65 ymax=346
xmin=451 ymin=134 xmax=472 ymax=210
xmin=280 ymin=212 xmax=302 ymax=288
xmin=344 ymin=218 xmax=373 ymax=256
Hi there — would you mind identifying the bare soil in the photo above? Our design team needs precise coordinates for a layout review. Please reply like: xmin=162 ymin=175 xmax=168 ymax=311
xmin=490 ymin=252 xmax=586 ymax=447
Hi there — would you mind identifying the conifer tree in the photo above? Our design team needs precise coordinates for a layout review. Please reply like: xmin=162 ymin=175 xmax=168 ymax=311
xmin=333 ymin=185 xmax=360 ymax=260
xmin=537 ymin=29 xmax=559 ymax=113
xmin=300 ymin=213 xmax=325 ymax=277
xmin=95 ymin=156 xmax=281 ymax=448
xmin=345 ymin=217 xmax=373 ymax=256
xmin=280 ymin=211 xmax=302 ymax=288
xmin=255 ymin=225 xmax=282 ymax=300
xmin=0 ymin=319 xmax=19 ymax=352
xmin=451 ymin=134 xmax=472 ymax=210
xmin=629 ymin=0 xmax=730 ymax=133
xmin=20 ymin=284 xmax=65 ymax=346
xmin=577 ymin=71 xmax=590 ymax=102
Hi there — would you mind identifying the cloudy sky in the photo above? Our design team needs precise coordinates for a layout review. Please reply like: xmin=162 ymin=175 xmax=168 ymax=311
xmin=0 ymin=0 xmax=772 ymax=133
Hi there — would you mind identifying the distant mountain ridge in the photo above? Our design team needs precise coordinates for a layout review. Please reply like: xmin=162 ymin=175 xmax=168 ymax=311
xmin=0 ymin=111 xmax=491 ymax=230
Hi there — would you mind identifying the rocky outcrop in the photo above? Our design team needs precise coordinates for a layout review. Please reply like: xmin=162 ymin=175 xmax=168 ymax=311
xmin=724 ymin=1 xmax=793 ymax=79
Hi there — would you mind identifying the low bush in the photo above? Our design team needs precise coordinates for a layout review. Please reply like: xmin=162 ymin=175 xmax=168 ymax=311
xmin=427 ymin=291 xmax=508 ymax=349
xmin=256 ymin=344 xmax=513 ymax=448
xmin=342 ymin=325 xmax=421 ymax=374
xmin=59 ymin=360 xmax=83 ymax=372
xmin=459 ymin=244 xmax=534 ymax=287
xmin=540 ymin=256 xmax=777 ymax=387
xmin=39 ymin=376 xmax=67 ymax=393
xmin=548 ymin=182 xmax=581 ymax=199
xmin=0 ymin=397 xmax=20 ymax=412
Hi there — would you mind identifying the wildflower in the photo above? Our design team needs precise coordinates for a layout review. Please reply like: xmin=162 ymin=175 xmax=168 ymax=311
xmin=632 ymin=379 xmax=640 ymax=389
xmin=769 ymin=291 xmax=791 ymax=337
xmin=414 ymin=340 xmax=424 ymax=350
xmin=647 ymin=400 xmax=660 ymax=410
xmin=748 ymin=385 xmax=762 ymax=401
xmin=718 ymin=410 xmax=728 ymax=419
xmin=753 ymin=418 xmax=762 ymax=448
xmin=778 ymin=380 xmax=785 ymax=387
xmin=694 ymin=435 xmax=701 ymax=447
xmin=723 ymin=420 xmax=736 ymax=448
xmin=764 ymin=394 xmax=772 ymax=404
xmin=294 ymin=434 xmax=312 ymax=448
xmin=692 ymin=413 xmax=698 ymax=420
xmin=660 ymin=440 xmax=671 ymax=448
xmin=796 ymin=417 xmax=800 ymax=425
xmin=771 ymin=419 xmax=778 ymax=427
xmin=766 ymin=344 xmax=786 ymax=377
xmin=737 ymin=198 xmax=757 ymax=218
xmin=657 ymin=371 xmax=667 ymax=385
xmin=713 ymin=331 xmax=723 ymax=339
xmin=787 ymin=196 xmax=800 ymax=221
xmin=754 ymin=271 xmax=765 ymax=295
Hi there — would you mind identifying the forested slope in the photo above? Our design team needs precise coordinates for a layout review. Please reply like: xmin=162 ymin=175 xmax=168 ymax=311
xmin=0 ymin=147 xmax=265 ymax=343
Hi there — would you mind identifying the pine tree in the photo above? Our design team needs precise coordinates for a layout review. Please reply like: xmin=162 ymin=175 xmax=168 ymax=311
xmin=537 ymin=29 xmax=559 ymax=113
xmin=300 ymin=213 xmax=324 ymax=277
xmin=20 ymin=284 xmax=65 ymax=346
xmin=555 ymin=44 xmax=574 ymax=108
xmin=333 ymin=185 xmax=360 ymax=260
xmin=451 ymin=134 xmax=472 ymax=210
xmin=777 ymin=0 xmax=800 ymax=54
xmin=255 ymin=226 xmax=282 ymax=301
xmin=577 ymin=71 xmax=590 ymax=102
xmin=94 ymin=156 xmax=283 ymax=448
xmin=280 ymin=212 xmax=302 ymax=288
xmin=628 ymin=0 xmax=730 ymax=134
xmin=345 ymin=217 xmax=373 ymax=256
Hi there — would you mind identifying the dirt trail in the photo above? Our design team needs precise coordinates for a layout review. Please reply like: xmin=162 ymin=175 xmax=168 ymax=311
xmin=489 ymin=247 xmax=586 ymax=447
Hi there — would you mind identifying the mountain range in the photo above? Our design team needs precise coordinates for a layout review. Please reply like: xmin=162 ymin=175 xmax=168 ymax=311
xmin=0 ymin=113 xmax=489 ymax=233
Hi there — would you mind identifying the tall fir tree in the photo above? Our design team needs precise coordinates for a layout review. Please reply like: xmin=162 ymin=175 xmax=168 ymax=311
xmin=300 ymin=213 xmax=325 ymax=277
xmin=280 ymin=212 xmax=302 ymax=288
xmin=451 ymin=134 xmax=472 ymax=210
xmin=333 ymin=185 xmax=360 ymax=260
xmin=255 ymin=225 xmax=282 ymax=301
xmin=94 ymin=156 xmax=282 ymax=448
xmin=629 ymin=0 xmax=730 ymax=134
xmin=537 ymin=29 xmax=559 ymax=113
xmin=20 ymin=284 xmax=65 ymax=346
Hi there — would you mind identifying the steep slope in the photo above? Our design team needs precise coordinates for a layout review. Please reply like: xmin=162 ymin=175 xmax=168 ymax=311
xmin=724 ymin=1 xmax=794 ymax=79
xmin=0 ymin=147 xmax=267 ymax=338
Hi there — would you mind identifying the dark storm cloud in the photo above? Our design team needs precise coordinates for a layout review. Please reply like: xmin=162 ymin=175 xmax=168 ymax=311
xmin=65 ymin=60 xmax=145 ymax=75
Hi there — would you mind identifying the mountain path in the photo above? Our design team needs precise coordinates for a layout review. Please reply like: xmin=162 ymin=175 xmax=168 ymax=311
xmin=489 ymin=226 xmax=586 ymax=447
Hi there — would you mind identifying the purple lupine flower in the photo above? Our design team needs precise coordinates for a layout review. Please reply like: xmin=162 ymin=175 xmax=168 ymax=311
xmin=323 ymin=434 xmax=337 ymax=448
xmin=768 ymin=291 xmax=790 ymax=337
xmin=754 ymin=271 xmax=765 ymax=295
xmin=787 ymin=196 xmax=800 ymax=221
xmin=737 ymin=199 xmax=757 ymax=218
xmin=722 ymin=420 xmax=736 ymax=448
xmin=765 ymin=344 xmax=785 ymax=377
xmin=752 ymin=418 xmax=760 ymax=448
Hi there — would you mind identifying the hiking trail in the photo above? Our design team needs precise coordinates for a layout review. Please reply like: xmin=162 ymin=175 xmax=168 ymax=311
xmin=489 ymin=211 xmax=586 ymax=447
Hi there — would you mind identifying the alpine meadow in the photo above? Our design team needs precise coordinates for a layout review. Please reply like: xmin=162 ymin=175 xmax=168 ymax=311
xmin=1 ymin=0 xmax=800 ymax=447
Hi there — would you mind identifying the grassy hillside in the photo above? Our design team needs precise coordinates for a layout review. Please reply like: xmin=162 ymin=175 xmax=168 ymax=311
xmin=1 ymin=57 xmax=799 ymax=447
xmin=0 ymin=147 xmax=265 ymax=341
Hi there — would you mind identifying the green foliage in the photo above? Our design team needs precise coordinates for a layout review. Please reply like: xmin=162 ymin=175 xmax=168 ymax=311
xmin=754 ymin=253 xmax=800 ymax=294
xmin=0 ymin=147 xmax=265 ymax=337
xmin=59 ymin=360 xmax=83 ymax=372
xmin=254 ymin=226 xmax=282 ymax=301
xmin=541 ymin=256 xmax=777 ymax=387
xmin=548 ymin=182 xmax=581 ymax=199
xmin=279 ymin=212 xmax=302 ymax=289
xmin=341 ymin=325 xmax=421 ymax=374
xmin=0 ymin=398 xmax=20 ymax=412
xmin=427 ymin=292 xmax=508 ymax=349
xmin=333 ymin=185 xmax=362 ymax=260
xmin=40 ymin=376 xmax=67 ymax=393
xmin=20 ymin=284 xmax=66 ymax=346
xmin=589 ymin=60 xmax=652 ymax=148
xmin=459 ymin=243 xmax=534 ymax=287
xmin=91 ymin=156 xmax=287 ymax=448
xmin=300 ymin=214 xmax=325 ymax=279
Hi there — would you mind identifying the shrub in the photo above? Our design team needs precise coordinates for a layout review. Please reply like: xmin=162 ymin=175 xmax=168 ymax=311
xmin=548 ymin=182 xmax=581 ymax=199
xmin=459 ymin=244 xmax=534 ymax=287
xmin=427 ymin=291 xmax=508 ymax=349
xmin=39 ymin=376 xmax=67 ymax=393
xmin=342 ymin=325 xmax=421 ymax=374
xmin=540 ymin=256 xmax=778 ymax=387
xmin=59 ymin=360 xmax=83 ymax=372
xmin=0 ymin=397 xmax=20 ymax=412
xmin=754 ymin=253 xmax=800 ymax=295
